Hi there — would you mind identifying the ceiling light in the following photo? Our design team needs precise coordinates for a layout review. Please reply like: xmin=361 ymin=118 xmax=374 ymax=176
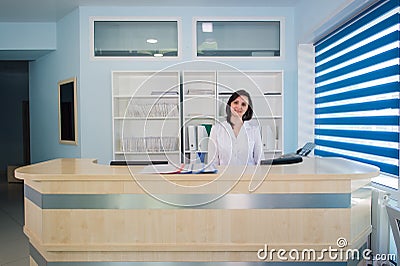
xmin=147 ymin=38 xmax=158 ymax=44
xmin=202 ymin=22 xmax=213 ymax=33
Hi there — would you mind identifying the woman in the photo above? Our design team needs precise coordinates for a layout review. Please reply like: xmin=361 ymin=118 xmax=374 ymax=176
xmin=207 ymin=90 xmax=263 ymax=165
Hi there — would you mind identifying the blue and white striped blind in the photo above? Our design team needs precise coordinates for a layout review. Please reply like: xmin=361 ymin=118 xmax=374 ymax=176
xmin=314 ymin=0 xmax=400 ymax=176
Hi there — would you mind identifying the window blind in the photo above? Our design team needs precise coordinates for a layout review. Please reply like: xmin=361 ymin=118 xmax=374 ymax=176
xmin=314 ymin=0 xmax=400 ymax=176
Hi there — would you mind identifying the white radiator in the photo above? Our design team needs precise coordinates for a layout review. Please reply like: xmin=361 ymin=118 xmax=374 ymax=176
xmin=370 ymin=188 xmax=391 ymax=262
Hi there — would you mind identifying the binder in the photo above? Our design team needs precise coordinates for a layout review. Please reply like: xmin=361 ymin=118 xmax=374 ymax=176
xmin=197 ymin=125 xmax=209 ymax=151
xmin=202 ymin=123 xmax=212 ymax=136
xmin=261 ymin=125 xmax=276 ymax=150
xmin=187 ymin=125 xmax=197 ymax=151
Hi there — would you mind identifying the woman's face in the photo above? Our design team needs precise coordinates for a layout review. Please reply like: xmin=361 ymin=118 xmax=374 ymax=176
xmin=230 ymin=95 xmax=249 ymax=119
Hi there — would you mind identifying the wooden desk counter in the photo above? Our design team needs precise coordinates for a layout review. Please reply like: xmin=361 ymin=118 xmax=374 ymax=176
xmin=16 ymin=157 xmax=379 ymax=265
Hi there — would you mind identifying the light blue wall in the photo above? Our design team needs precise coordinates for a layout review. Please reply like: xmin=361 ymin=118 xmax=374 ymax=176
xmin=0 ymin=22 xmax=56 ymax=50
xmin=295 ymin=0 xmax=357 ymax=43
xmin=29 ymin=9 xmax=81 ymax=163
xmin=78 ymin=6 xmax=297 ymax=164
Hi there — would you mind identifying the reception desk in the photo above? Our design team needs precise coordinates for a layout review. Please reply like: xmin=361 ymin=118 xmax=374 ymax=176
xmin=16 ymin=157 xmax=379 ymax=265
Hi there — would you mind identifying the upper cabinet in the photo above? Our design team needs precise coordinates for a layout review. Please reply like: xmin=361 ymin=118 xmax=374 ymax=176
xmin=194 ymin=18 xmax=283 ymax=58
xmin=91 ymin=17 xmax=283 ymax=59
xmin=92 ymin=18 xmax=180 ymax=58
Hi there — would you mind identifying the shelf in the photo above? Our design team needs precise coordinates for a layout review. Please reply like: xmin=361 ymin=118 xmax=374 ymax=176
xmin=185 ymin=116 xmax=214 ymax=120
xmin=114 ymin=117 xmax=179 ymax=120
xmin=114 ymin=95 xmax=179 ymax=99
xmin=184 ymin=94 xmax=215 ymax=98
xmin=218 ymin=93 xmax=281 ymax=98
xmin=184 ymin=150 xmax=208 ymax=153
xmin=251 ymin=94 xmax=282 ymax=98
xmin=217 ymin=116 xmax=282 ymax=119
xmin=115 ymin=151 xmax=180 ymax=155
xmin=264 ymin=149 xmax=283 ymax=153
xmin=254 ymin=116 xmax=283 ymax=119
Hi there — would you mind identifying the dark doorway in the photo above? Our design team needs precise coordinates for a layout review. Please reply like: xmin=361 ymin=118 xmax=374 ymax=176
xmin=0 ymin=61 xmax=30 ymax=182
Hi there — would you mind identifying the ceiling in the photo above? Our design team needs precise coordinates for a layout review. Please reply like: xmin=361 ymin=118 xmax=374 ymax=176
xmin=0 ymin=0 xmax=299 ymax=22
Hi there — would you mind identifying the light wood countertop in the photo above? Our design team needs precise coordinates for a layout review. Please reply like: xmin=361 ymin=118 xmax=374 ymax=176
xmin=15 ymin=156 xmax=379 ymax=182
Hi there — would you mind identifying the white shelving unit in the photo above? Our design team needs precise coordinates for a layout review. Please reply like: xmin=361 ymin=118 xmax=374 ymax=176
xmin=112 ymin=70 xmax=283 ymax=163
xmin=112 ymin=71 xmax=181 ymax=164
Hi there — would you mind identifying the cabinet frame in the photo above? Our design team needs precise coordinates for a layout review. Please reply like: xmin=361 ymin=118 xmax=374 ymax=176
xmin=192 ymin=17 xmax=285 ymax=60
xmin=90 ymin=16 xmax=182 ymax=61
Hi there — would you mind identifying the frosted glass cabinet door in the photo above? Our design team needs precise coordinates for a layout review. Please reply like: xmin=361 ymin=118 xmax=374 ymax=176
xmin=94 ymin=20 xmax=179 ymax=57
xmin=196 ymin=20 xmax=281 ymax=57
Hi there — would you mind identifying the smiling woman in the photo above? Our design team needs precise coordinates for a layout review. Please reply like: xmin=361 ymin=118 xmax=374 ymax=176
xmin=207 ymin=90 xmax=264 ymax=166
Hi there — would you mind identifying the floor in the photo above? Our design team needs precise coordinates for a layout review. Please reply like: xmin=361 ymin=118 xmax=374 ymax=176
xmin=0 ymin=179 xmax=29 ymax=266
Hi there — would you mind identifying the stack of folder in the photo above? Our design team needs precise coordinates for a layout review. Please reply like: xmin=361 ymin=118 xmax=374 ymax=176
xmin=139 ymin=163 xmax=217 ymax=174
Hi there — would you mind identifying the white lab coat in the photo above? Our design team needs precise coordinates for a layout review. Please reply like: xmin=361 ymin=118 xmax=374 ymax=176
xmin=207 ymin=120 xmax=264 ymax=165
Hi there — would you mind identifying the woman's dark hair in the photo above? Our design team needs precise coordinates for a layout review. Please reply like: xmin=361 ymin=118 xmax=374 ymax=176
xmin=226 ymin=89 xmax=253 ymax=125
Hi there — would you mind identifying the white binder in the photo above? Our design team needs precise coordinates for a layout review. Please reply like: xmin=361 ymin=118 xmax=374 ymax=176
xmin=187 ymin=125 xmax=197 ymax=151
xmin=197 ymin=125 xmax=209 ymax=151
xmin=261 ymin=125 xmax=275 ymax=150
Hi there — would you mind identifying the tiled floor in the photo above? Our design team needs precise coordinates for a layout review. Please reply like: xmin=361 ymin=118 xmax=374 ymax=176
xmin=0 ymin=179 xmax=29 ymax=266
